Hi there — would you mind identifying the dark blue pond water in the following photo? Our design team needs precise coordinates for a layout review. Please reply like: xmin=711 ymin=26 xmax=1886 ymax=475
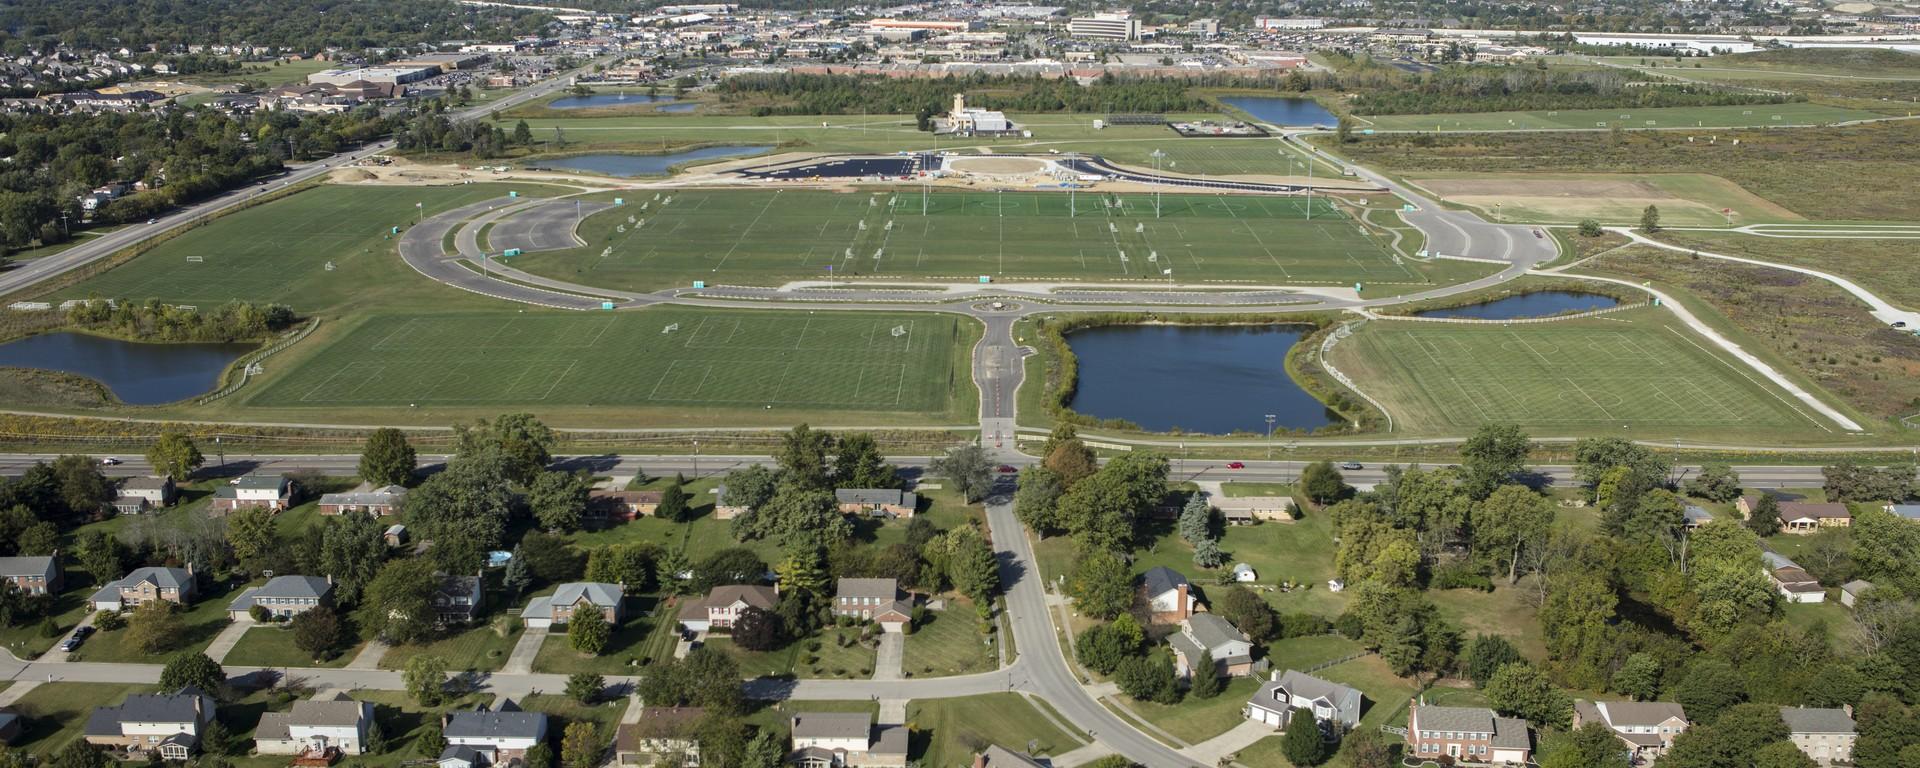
xmin=534 ymin=146 xmax=772 ymax=177
xmin=0 ymin=332 xmax=253 ymax=405
xmin=1219 ymin=96 xmax=1338 ymax=126
xmin=547 ymin=93 xmax=675 ymax=109
xmin=1067 ymin=324 xmax=1336 ymax=434
xmin=1415 ymin=291 xmax=1621 ymax=320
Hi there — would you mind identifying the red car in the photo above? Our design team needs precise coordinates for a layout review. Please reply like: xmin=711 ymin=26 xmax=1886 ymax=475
xmin=996 ymin=465 xmax=1018 ymax=473
xmin=1226 ymin=461 xmax=1245 ymax=469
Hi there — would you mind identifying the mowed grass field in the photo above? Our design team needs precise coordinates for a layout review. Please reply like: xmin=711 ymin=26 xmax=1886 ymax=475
xmin=1406 ymin=171 xmax=1803 ymax=226
xmin=1328 ymin=309 xmax=1834 ymax=438
xmin=50 ymin=184 xmax=564 ymax=314
xmin=1361 ymin=102 xmax=1879 ymax=132
xmin=241 ymin=307 xmax=975 ymax=422
xmin=512 ymin=189 xmax=1429 ymax=291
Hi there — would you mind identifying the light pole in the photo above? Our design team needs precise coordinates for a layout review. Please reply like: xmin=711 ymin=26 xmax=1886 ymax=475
xmin=1285 ymin=442 xmax=1297 ymax=483
xmin=1150 ymin=149 xmax=1166 ymax=219
xmin=216 ymin=436 xmax=224 ymax=474
xmin=692 ymin=439 xmax=700 ymax=478
xmin=1264 ymin=414 xmax=1277 ymax=459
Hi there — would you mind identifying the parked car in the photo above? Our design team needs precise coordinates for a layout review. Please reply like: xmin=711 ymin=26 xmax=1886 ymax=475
xmin=1533 ymin=229 xmax=1544 ymax=238
xmin=996 ymin=465 xmax=1018 ymax=474
xmin=1226 ymin=462 xmax=1245 ymax=469
xmin=1340 ymin=462 xmax=1364 ymax=470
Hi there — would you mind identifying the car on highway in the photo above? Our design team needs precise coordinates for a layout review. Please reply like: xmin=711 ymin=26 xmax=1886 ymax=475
xmin=1340 ymin=462 xmax=1364 ymax=470
xmin=1226 ymin=461 xmax=1245 ymax=469
xmin=147 ymin=218 xmax=158 ymax=224
xmin=98 ymin=457 xmax=121 ymax=466
xmin=996 ymin=465 xmax=1018 ymax=474
xmin=1533 ymin=229 xmax=1545 ymax=238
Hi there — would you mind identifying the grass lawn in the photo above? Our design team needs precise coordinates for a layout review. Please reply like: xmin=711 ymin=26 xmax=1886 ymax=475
xmin=1266 ymin=634 xmax=1366 ymax=671
xmin=1119 ymin=675 xmax=1262 ymax=744
xmin=1781 ymin=598 xmax=1861 ymax=647
xmin=175 ymin=59 xmax=339 ymax=87
xmin=379 ymin=620 xmax=523 ymax=673
xmin=0 ymin=571 xmax=95 ymax=660
xmin=521 ymin=693 xmax=630 ymax=740
xmin=1362 ymin=102 xmax=1878 ymax=132
xmin=1232 ymin=735 xmax=1292 ymax=767
xmin=71 ymin=579 xmax=244 ymax=663
xmin=1652 ymin=230 xmax=1920 ymax=311
xmin=48 ymin=184 xmax=569 ymax=316
xmin=906 ymin=693 xmax=1087 ymax=764
xmin=707 ymin=625 xmax=877 ymax=679
xmin=1404 ymin=171 xmax=1803 ymax=226
xmin=508 ymin=188 xmax=1434 ymax=292
xmin=222 ymin=624 xmax=365 ymax=668
xmin=902 ymin=608 xmax=993 ymax=678
xmin=532 ymin=611 xmax=661 ymax=675
xmin=1327 ymin=308 xmax=1841 ymax=440
xmin=238 ymin=306 xmax=978 ymax=428
xmin=1429 ymin=583 xmax=1549 ymax=663
xmin=5 ymin=683 xmax=157 ymax=757
xmin=351 ymin=689 xmax=496 ymax=765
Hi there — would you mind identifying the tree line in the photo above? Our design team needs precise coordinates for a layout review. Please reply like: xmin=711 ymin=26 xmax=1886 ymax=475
xmin=0 ymin=0 xmax=550 ymax=56
xmin=714 ymin=72 xmax=1213 ymax=118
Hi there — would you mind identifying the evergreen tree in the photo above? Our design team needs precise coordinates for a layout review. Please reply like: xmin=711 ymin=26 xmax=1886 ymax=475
xmin=1747 ymin=492 xmax=1782 ymax=536
xmin=1177 ymin=493 xmax=1211 ymax=545
xmin=658 ymin=478 xmax=690 ymax=522
xmin=1189 ymin=650 xmax=1222 ymax=699
xmin=1282 ymin=708 xmax=1329 ymax=766
xmin=568 ymin=607 xmax=611 ymax=655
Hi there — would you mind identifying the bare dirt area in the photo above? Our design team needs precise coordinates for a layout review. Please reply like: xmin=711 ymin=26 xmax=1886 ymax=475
xmin=949 ymin=156 xmax=1049 ymax=175
xmin=1417 ymin=177 xmax=1665 ymax=198
xmin=326 ymin=159 xmax=604 ymax=189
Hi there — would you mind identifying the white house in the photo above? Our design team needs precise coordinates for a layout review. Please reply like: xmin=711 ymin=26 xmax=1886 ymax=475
xmin=83 ymin=687 xmax=217 ymax=760
xmin=1572 ymin=700 xmax=1689 ymax=762
xmin=1141 ymin=566 xmax=1198 ymax=622
xmin=788 ymin=712 xmax=908 ymax=768
xmin=440 ymin=700 xmax=548 ymax=768
xmin=211 ymin=474 xmax=295 ymax=513
xmin=1247 ymin=669 xmax=1364 ymax=730
xmin=253 ymin=693 xmax=375 ymax=756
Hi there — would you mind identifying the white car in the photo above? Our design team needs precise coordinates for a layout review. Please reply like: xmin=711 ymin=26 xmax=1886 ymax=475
xmin=98 ymin=457 xmax=121 ymax=466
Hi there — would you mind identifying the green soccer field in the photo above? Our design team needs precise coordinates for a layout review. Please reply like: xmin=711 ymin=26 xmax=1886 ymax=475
xmin=51 ymin=184 xmax=563 ymax=314
xmin=507 ymin=188 xmax=1434 ymax=291
xmin=1361 ymin=102 xmax=1880 ymax=132
xmin=241 ymin=307 xmax=976 ymax=424
xmin=1328 ymin=310 xmax=1841 ymax=438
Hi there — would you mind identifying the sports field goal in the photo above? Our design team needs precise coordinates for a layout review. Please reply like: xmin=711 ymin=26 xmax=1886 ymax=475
xmin=662 ymin=323 xmax=681 ymax=334
xmin=186 ymin=256 xmax=204 ymax=263
xmin=891 ymin=325 xmax=908 ymax=337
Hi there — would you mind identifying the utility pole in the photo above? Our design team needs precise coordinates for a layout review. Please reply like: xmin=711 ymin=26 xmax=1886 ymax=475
xmin=1265 ymin=414 xmax=1277 ymax=459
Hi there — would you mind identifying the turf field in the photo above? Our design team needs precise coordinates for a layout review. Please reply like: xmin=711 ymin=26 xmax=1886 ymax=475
xmin=1328 ymin=309 xmax=1834 ymax=438
xmin=509 ymin=189 xmax=1437 ymax=291
xmin=1361 ymin=102 xmax=1879 ymax=132
xmin=1406 ymin=171 xmax=1803 ymax=226
xmin=241 ymin=307 xmax=975 ymax=423
xmin=50 ymin=184 xmax=564 ymax=314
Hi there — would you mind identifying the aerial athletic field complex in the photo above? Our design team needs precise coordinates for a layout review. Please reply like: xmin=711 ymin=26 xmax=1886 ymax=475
xmin=508 ymin=188 xmax=1438 ymax=290
xmin=242 ymin=309 xmax=975 ymax=422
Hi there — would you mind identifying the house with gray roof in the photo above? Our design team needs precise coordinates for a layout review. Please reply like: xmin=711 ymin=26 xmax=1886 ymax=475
xmin=228 ymin=574 xmax=335 ymax=620
xmin=834 ymin=488 xmax=917 ymax=518
xmin=91 ymin=565 xmax=196 ymax=611
xmin=211 ymin=474 xmax=295 ymax=514
xmin=1168 ymin=613 xmax=1255 ymax=680
xmin=431 ymin=573 xmax=484 ymax=626
xmin=1762 ymin=551 xmax=1825 ymax=604
xmin=83 ymin=687 xmax=216 ymax=760
xmin=1885 ymin=503 xmax=1920 ymax=522
xmin=834 ymin=578 xmax=911 ymax=630
xmin=521 ymin=582 xmax=625 ymax=630
xmin=1246 ymin=670 xmax=1363 ymax=730
xmin=0 ymin=709 xmax=21 ymax=745
xmin=254 ymin=692 xmax=375 ymax=756
xmin=1683 ymin=505 xmax=1715 ymax=529
xmin=788 ymin=711 xmax=908 ymax=767
xmin=1406 ymin=700 xmax=1531 ymax=765
xmin=1782 ymin=706 xmax=1855 ymax=766
xmin=973 ymin=745 xmax=1047 ymax=768
xmin=441 ymin=699 xmax=549 ymax=768
xmin=113 ymin=476 xmax=176 ymax=514
xmin=1842 ymin=579 xmax=1875 ymax=608
xmin=1573 ymin=700 xmax=1689 ymax=761
xmin=318 ymin=485 xmax=407 ymax=516
xmin=0 ymin=554 xmax=60 ymax=595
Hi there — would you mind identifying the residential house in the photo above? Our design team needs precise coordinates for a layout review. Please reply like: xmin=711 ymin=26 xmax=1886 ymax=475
xmin=384 ymin=524 xmax=409 ymax=548
xmin=253 ymin=691 xmax=375 ymax=756
xmin=787 ymin=712 xmax=908 ymax=768
xmin=0 ymin=554 xmax=61 ymax=595
xmin=113 ymin=476 xmax=176 ymax=514
xmin=318 ymin=485 xmax=407 ymax=516
xmin=1405 ymin=701 xmax=1532 ymax=765
xmin=1763 ymin=551 xmax=1826 ymax=604
xmin=91 ymin=565 xmax=197 ymax=611
xmin=589 ymin=490 xmax=663 ymax=522
xmin=1782 ymin=706 xmax=1855 ymax=766
xmin=228 ymin=575 xmax=335 ymax=620
xmin=971 ymin=746 xmax=1046 ymax=767
xmin=1214 ymin=495 xmax=1296 ymax=522
xmin=712 ymin=485 xmax=749 ymax=520
xmin=834 ymin=489 xmax=917 ymax=519
xmin=1231 ymin=563 xmax=1257 ymax=583
xmin=676 ymin=584 xmax=778 ymax=633
xmin=1246 ymin=669 xmax=1363 ymax=731
xmin=83 ymin=687 xmax=217 ymax=760
xmin=521 ymin=582 xmax=625 ymax=630
xmin=440 ymin=700 xmax=549 ymax=768
xmin=1842 ymin=579 xmax=1874 ymax=608
xmin=1168 ymin=613 xmax=1255 ymax=680
xmin=1141 ymin=566 xmax=1199 ymax=622
xmin=1740 ymin=495 xmax=1850 ymax=533
xmin=211 ymin=474 xmax=296 ymax=514
xmin=1683 ymin=505 xmax=1715 ymax=529
xmin=614 ymin=707 xmax=705 ymax=766
xmin=430 ymin=573 xmax=484 ymax=626
xmin=833 ymin=578 xmax=911 ymax=630
xmin=1572 ymin=700 xmax=1689 ymax=762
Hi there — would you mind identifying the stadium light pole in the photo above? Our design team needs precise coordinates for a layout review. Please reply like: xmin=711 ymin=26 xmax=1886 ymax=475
xmin=1265 ymin=414 xmax=1277 ymax=459
xmin=1150 ymin=149 xmax=1166 ymax=219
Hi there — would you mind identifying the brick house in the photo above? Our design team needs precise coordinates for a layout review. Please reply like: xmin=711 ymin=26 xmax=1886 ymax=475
xmin=1740 ymin=494 xmax=1851 ymax=534
xmin=614 ymin=707 xmax=704 ymax=767
xmin=1573 ymin=700 xmax=1689 ymax=762
xmin=676 ymin=584 xmax=778 ymax=633
xmin=83 ymin=687 xmax=217 ymax=760
xmin=1405 ymin=701 xmax=1532 ymax=765
xmin=834 ymin=578 xmax=911 ymax=631
xmin=0 ymin=554 xmax=61 ymax=595
xmin=211 ymin=475 xmax=296 ymax=514
xmin=91 ymin=565 xmax=197 ymax=611
xmin=520 ymin=582 xmax=625 ymax=630
xmin=1214 ymin=495 xmax=1296 ymax=522
xmin=589 ymin=490 xmax=663 ymax=522
xmin=835 ymin=489 xmax=918 ymax=519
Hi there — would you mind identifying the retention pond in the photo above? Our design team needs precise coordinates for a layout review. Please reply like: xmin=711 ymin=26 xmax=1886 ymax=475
xmin=0 ymin=332 xmax=253 ymax=405
xmin=531 ymin=146 xmax=772 ymax=177
xmin=1413 ymin=291 xmax=1622 ymax=320
xmin=1066 ymin=324 xmax=1336 ymax=434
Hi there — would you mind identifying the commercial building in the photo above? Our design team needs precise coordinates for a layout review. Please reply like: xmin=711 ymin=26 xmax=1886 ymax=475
xmin=307 ymin=66 xmax=439 ymax=87
xmin=1068 ymin=13 xmax=1138 ymax=42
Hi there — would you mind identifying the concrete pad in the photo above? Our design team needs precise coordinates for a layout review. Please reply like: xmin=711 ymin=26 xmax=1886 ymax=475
xmin=873 ymin=632 xmax=904 ymax=681
xmin=1179 ymin=719 xmax=1273 ymax=765
xmin=1050 ymin=743 xmax=1117 ymax=768
xmin=878 ymin=699 xmax=909 ymax=725
xmin=204 ymin=618 xmax=255 ymax=663
xmin=502 ymin=628 xmax=548 ymax=675
xmin=345 ymin=640 xmax=391 ymax=670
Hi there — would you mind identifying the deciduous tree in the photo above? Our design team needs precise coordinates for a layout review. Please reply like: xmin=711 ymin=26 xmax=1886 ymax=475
xmin=159 ymin=652 xmax=224 ymax=693
xmin=227 ymin=506 xmax=278 ymax=574
xmin=775 ymin=424 xmax=835 ymax=490
xmin=568 ymin=606 xmax=611 ymax=655
xmin=1068 ymin=547 xmax=1133 ymax=620
xmin=1460 ymin=424 xmax=1531 ymax=500
xmin=318 ymin=511 xmax=385 ymax=603
xmin=561 ymin=722 xmax=601 ymax=768
xmin=145 ymin=432 xmax=203 ymax=482
xmin=566 ymin=672 xmax=604 ymax=704
xmin=931 ymin=443 xmax=993 ymax=503
xmin=291 ymin=606 xmax=344 ymax=660
xmin=835 ymin=433 xmax=898 ymax=489
xmin=1486 ymin=662 xmax=1571 ymax=728
xmin=1013 ymin=466 xmax=1065 ymax=535
xmin=1300 ymin=461 xmax=1347 ymax=504
xmin=358 ymin=558 xmax=441 ymax=644
xmin=127 ymin=600 xmax=185 ymax=654
xmin=403 ymin=654 xmax=449 ymax=706
xmin=358 ymin=428 xmax=417 ymax=487
xmin=1686 ymin=464 xmax=1742 ymax=503
xmin=529 ymin=471 xmax=591 ymax=533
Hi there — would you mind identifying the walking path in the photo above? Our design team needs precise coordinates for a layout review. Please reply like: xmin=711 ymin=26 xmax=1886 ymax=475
xmin=203 ymin=619 xmax=254 ymax=664
xmin=502 ymin=629 xmax=548 ymax=675
xmin=1620 ymin=228 xmax=1920 ymax=328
